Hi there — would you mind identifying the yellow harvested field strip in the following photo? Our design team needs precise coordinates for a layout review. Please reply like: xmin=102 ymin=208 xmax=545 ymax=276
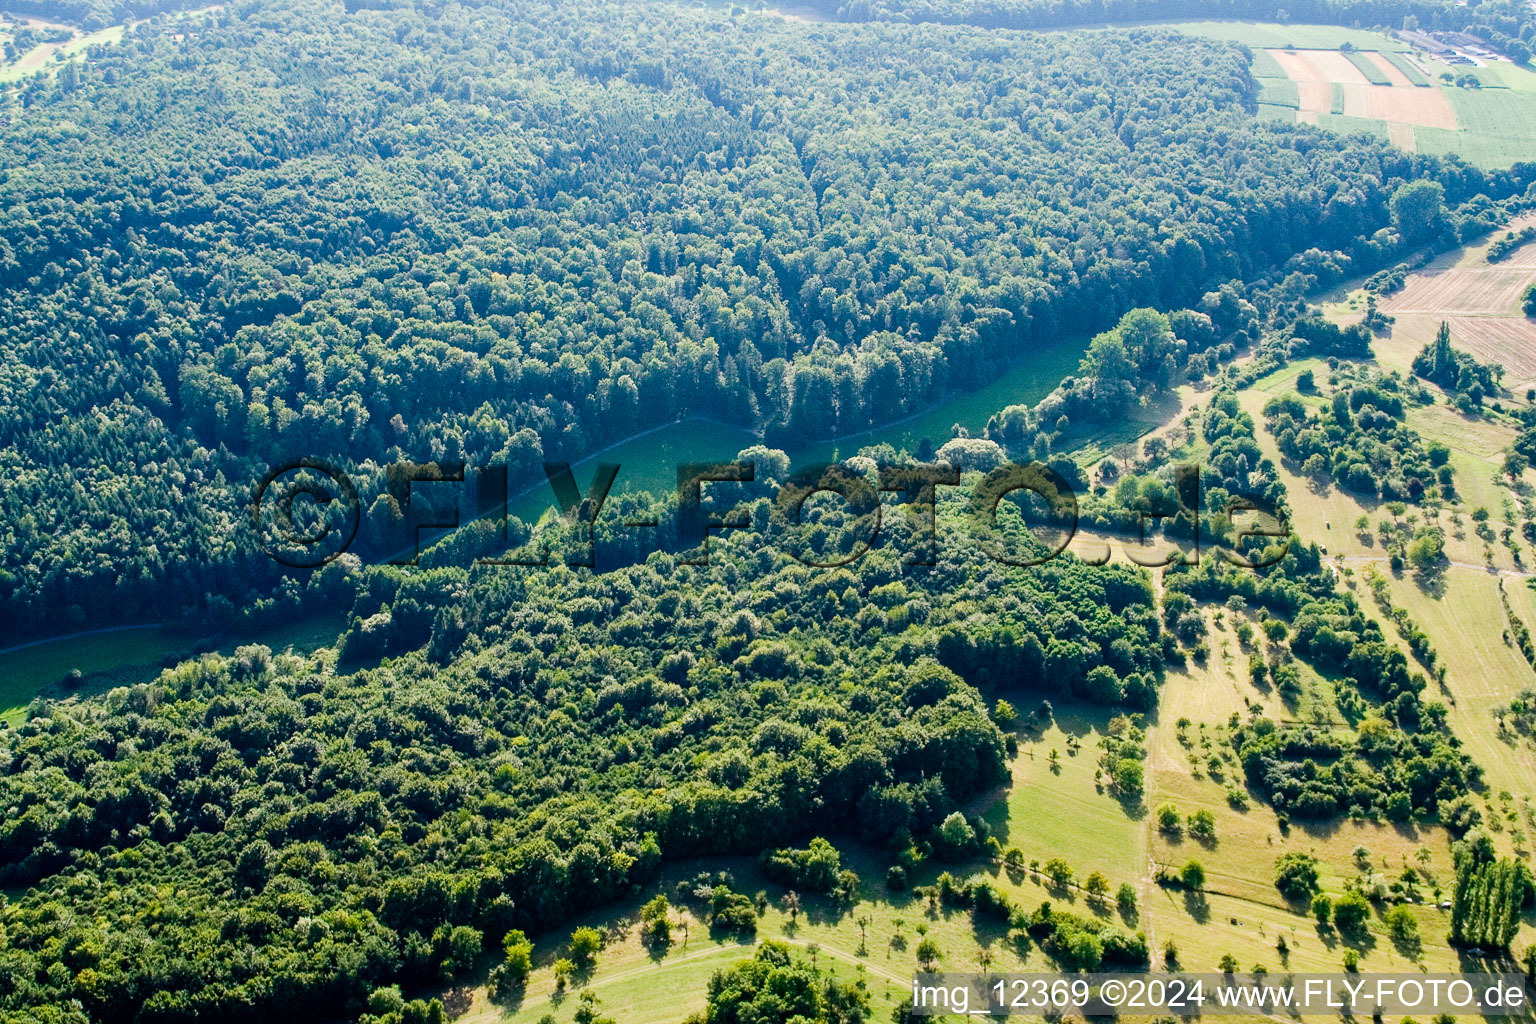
xmin=1295 ymin=81 xmax=1331 ymax=112
xmin=1265 ymin=48 xmax=1457 ymax=129
xmin=1387 ymin=121 xmax=1416 ymax=151
xmin=1362 ymin=83 xmax=1455 ymax=127
xmin=1378 ymin=265 xmax=1536 ymax=314
xmin=1272 ymin=48 xmax=1373 ymax=85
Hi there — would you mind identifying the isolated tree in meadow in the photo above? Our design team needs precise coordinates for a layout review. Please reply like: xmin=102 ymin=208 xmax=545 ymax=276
xmin=916 ymin=937 xmax=940 ymax=970
xmin=1155 ymin=802 xmax=1181 ymax=832
xmin=783 ymin=890 xmax=801 ymax=924
xmin=1333 ymin=891 xmax=1372 ymax=934
xmin=1187 ymin=809 xmax=1217 ymax=840
xmin=1408 ymin=531 xmax=1444 ymax=572
xmin=1504 ymin=449 xmax=1528 ymax=483
xmin=569 ymin=927 xmax=602 ymax=969
xmin=640 ymin=895 xmax=672 ymax=946
xmin=1385 ymin=905 xmax=1419 ymax=945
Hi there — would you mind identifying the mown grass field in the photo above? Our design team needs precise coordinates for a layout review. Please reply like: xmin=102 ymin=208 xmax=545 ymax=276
xmin=1174 ymin=21 xmax=1408 ymax=51
xmin=0 ymin=611 xmax=348 ymax=725
xmin=981 ymin=707 xmax=1146 ymax=885
xmin=1416 ymin=85 xmax=1536 ymax=169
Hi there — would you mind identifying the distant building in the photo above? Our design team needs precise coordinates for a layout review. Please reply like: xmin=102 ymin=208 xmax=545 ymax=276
xmin=1400 ymin=29 xmax=1454 ymax=56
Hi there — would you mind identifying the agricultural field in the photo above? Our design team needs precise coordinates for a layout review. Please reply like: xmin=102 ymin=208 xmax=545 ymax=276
xmin=1235 ymin=27 xmax=1536 ymax=166
xmin=1174 ymin=21 xmax=1408 ymax=52
xmin=1360 ymin=215 xmax=1536 ymax=394
xmin=1261 ymin=47 xmax=1456 ymax=146
xmin=1416 ymin=86 xmax=1536 ymax=169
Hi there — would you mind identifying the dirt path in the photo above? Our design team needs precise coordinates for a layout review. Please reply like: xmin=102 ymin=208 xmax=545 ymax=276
xmin=1335 ymin=554 xmax=1536 ymax=579
xmin=0 ymin=622 xmax=164 ymax=657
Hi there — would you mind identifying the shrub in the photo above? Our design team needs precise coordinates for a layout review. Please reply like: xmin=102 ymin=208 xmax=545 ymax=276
xmin=1333 ymin=891 xmax=1372 ymax=933
xmin=1155 ymin=802 xmax=1181 ymax=832
xmin=569 ymin=926 xmax=602 ymax=968
xmin=1274 ymin=852 xmax=1321 ymax=901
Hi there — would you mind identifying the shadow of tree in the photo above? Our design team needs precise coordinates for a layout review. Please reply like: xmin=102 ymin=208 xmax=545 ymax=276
xmin=1183 ymin=890 xmax=1210 ymax=924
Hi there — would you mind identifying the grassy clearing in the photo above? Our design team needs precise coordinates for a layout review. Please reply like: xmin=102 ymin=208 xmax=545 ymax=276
xmin=0 ymin=628 xmax=174 ymax=724
xmin=1174 ymin=21 xmax=1407 ymax=51
xmin=0 ymin=612 xmax=348 ymax=725
xmin=1258 ymin=76 xmax=1300 ymax=107
xmin=1383 ymin=572 xmax=1536 ymax=824
xmin=61 ymin=23 xmax=124 ymax=56
xmin=1257 ymin=102 xmax=1297 ymax=123
xmin=1416 ymin=87 xmax=1536 ymax=168
xmin=982 ymin=706 xmax=1146 ymax=884
xmin=461 ymin=839 xmax=1102 ymax=1024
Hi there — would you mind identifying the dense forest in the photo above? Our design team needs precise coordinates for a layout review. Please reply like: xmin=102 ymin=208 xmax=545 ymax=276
xmin=2 ymin=0 xmax=1532 ymax=635
xmin=5 ymin=0 xmax=1536 ymax=1019
xmin=0 ymin=490 xmax=1166 ymax=1022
